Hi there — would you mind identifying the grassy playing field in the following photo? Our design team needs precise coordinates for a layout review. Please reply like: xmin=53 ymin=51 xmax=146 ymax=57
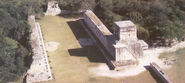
xmin=38 ymin=16 xmax=122 ymax=83
xmin=37 ymin=16 xmax=157 ymax=83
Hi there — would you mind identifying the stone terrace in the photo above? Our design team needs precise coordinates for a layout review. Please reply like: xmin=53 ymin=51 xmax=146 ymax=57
xmin=26 ymin=16 xmax=53 ymax=83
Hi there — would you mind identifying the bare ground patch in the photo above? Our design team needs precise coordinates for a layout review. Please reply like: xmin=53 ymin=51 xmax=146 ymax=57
xmin=45 ymin=42 xmax=59 ymax=52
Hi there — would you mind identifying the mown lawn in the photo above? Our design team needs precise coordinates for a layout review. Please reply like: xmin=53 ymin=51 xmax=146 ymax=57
xmin=37 ymin=16 xmax=160 ymax=83
xmin=38 ymin=16 xmax=120 ymax=83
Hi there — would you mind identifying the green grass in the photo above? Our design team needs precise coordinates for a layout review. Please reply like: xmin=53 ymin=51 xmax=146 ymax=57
xmin=38 ymin=16 xmax=159 ymax=83
xmin=38 ymin=16 xmax=120 ymax=83
xmin=159 ymin=48 xmax=185 ymax=83
xmin=159 ymin=48 xmax=185 ymax=59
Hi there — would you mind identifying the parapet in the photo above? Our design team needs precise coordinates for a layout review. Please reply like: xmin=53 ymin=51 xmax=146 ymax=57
xmin=114 ymin=20 xmax=136 ymax=30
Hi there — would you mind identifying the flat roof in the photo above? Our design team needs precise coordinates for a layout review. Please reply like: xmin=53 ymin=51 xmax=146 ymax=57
xmin=84 ymin=10 xmax=112 ymax=35
xmin=114 ymin=20 xmax=135 ymax=29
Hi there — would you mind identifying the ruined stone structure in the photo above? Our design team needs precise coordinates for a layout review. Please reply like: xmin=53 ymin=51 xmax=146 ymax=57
xmin=45 ymin=1 xmax=61 ymax=16
xmin=27 ymin=16 xmax=53 ymax=82
xmin=83 ymin=10 xmax=114 ymax=56
xmin=113 ymin=21 xmax=146 ymax=62
xmin=83 ymin=10 xmax=148 ymax=69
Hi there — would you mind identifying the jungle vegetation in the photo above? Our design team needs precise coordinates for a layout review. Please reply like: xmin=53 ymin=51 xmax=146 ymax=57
xmin=58 ymin=0 xmax=185 ymax=43
xmin=0 ymin=0 xmax=184 ymax=82
xmin=0 ymin=0 xmax=43 ymax=82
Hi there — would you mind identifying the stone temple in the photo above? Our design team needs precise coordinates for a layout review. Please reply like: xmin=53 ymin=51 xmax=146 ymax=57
xmin=45 ymin=1 xmax=61 ymax=16
xmin=83 ymin=10 xmax=148 ymax=70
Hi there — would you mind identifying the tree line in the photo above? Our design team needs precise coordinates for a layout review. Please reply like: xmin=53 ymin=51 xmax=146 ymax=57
xmin=58 ymin=0 xmax=185 ymax=44
xmin=0 ymin=0 xmax=43 ymax=82
xmin=0 ymin=0 xmax=184 ymax=82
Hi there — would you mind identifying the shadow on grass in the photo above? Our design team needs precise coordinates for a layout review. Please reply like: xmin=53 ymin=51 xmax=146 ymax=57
xmin=60 ymin=13 xmax=83 ymax=19
xmin=67 ymin=20 xmax=106 ymax=63
xmin=68 ymin=46 xmax=106 ymax=63
xmin=144 ymin=66 xmax=164 ymax=83
xmin=67 ymin=20 xmax=89 ymax=38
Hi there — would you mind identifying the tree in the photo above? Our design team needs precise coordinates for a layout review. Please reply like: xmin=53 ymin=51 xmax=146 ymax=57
xmin=58 ymin=0 xmax=96 ymax=12
xmin=0 ymin=0 xmax=42 ymax=82
xmin=94 ymin=0 xmax=185 ymax=42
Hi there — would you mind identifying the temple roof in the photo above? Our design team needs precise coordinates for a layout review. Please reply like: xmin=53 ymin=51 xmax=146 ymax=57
xmin=114 ymin=20 xmax=136 ymax=29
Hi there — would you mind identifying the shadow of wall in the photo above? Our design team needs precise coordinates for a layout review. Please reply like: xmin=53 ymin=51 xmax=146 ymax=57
xmin=67 ymin=20 xmax=106 ymax=63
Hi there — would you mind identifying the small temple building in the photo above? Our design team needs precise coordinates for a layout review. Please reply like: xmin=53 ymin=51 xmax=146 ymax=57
xmin=45 ymin=1 xmax=61 ymax=16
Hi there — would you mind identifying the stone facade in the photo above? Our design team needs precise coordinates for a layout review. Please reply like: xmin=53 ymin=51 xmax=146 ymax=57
xmin=83 ymin=10 xmax=148 ymax=68
xmin=45 ymin=1 xmax=61 ymax=16
xmin=113 ymin=21 xmax=145 ymax=62
xmin=83 ymin=10 xmax=114 ymax=56
xmin=114 ymin=43 xmax=134 ymax=61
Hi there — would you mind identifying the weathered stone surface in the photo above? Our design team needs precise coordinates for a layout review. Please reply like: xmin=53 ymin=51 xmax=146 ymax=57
xmin=83 ymin=10 xmax=114 ymax=56
xmin=45 ymin=1 xmax=61 ymax=16
xmin=27 ymin=16 xmax=53 ymax=83
xmin=114 ymin=21 xmax=137 ymax=41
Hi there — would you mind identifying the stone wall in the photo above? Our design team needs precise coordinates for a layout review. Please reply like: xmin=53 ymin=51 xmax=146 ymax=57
xmin=83 ymin=10 xmax=114 ymax=56
xmin=27 ymin=15 xmax=53 ymax=83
